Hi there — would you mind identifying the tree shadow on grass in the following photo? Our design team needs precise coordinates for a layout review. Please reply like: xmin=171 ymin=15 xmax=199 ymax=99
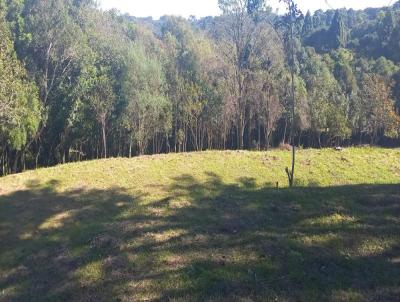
xmin=0 ymin=180 xmax=141 ymax=301
xmin=0 ymin=175 xmax=399 ymax=301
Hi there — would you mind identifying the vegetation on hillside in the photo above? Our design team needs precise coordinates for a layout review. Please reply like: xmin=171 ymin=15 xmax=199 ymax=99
xmin=0 ymin=149 xmax=399 ymax=301
xmin=0 ymin=0 xmax=400 ymax=176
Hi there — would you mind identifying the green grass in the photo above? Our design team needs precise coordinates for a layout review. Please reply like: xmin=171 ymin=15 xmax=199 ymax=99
xmin=0 ymin=147 xmax=399 ymax=301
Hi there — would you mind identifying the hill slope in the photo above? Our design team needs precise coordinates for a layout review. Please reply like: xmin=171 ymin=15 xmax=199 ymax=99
xmin=0 ymin=148 xmax=400 ymax=301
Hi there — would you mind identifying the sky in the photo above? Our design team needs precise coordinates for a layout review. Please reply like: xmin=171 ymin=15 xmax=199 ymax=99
xmin=99 ymin=0 xmax=394 ymax=19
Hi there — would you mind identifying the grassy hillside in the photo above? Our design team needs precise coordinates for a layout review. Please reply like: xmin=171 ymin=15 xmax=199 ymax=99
xmin=0 ymin=148 xmax=399 ymax=301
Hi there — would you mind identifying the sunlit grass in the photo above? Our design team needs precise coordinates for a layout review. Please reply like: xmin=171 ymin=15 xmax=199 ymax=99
xmin=2 ymin=148 xmax=399 ymax=195
xmin=0 ymin=147 xmax=399 ymax=301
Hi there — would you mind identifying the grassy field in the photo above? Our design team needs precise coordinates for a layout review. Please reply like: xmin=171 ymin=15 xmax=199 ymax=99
xmin=0 ymin=147 xmax=399 ymax=301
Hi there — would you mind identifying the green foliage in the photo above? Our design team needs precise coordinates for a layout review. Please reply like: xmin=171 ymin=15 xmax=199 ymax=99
xmin=0 ymin=11 xmax=40 ymax=151
xmin=121 ymin=43 xmax=171 ymax=155
xmin=302 ymin=10 xmax=313 ymax=37
xmin=359 ymin=73 xmax=399 ymax=141
xmin=330 ymin=10 xmax=347 ymax=49
xmin=85 ymin=70 xmax=116 ymax=124
xmin=1 ymin=0 xmax=400 ymax=174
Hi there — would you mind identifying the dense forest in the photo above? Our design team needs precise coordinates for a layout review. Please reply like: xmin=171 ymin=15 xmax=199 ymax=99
xmin=1 ymin=0 xmax=400 ymax=175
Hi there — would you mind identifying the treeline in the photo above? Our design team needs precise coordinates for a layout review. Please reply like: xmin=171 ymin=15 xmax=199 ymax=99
xmin=0 ymin=0 xmax=400 ymax=175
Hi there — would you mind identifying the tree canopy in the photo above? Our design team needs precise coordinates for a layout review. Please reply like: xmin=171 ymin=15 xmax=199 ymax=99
xmin=0 ymin=0 xmax=400 ymax=175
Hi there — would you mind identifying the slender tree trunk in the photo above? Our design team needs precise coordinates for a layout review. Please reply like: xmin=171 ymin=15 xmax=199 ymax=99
xmin=238 ymin=118 xmax=245 ymax=149
xmin=286 ymin=1 xmax=297 ymax=188
xmin=1 ymin=148 xmax=5 ymax=176
xmin=265 ymin=129 xmax=270 ymax=151
xmin=22 ymin=151 xmax=26 ymax=172
xmin=35 ymin=146 xmax=41 ymax=170
xmin=223 ymin=125 xmax=227 ymax=150
xmin=166 ymin=133 xmax=170 ymax=153
xmin=4 ymin=149 xmax=8 ymax=176
xmin=173 ymin=106 xmax=178 ymax=152
xmin=102 ymin=120 xmax=107 ymax=158
xmin=246 ymin=115 xmax=251 ymax=149
xmin=282 ymin=118 xmax=288 ymax=144
xmin=13 ymin=151 xmax=19 ymax=173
